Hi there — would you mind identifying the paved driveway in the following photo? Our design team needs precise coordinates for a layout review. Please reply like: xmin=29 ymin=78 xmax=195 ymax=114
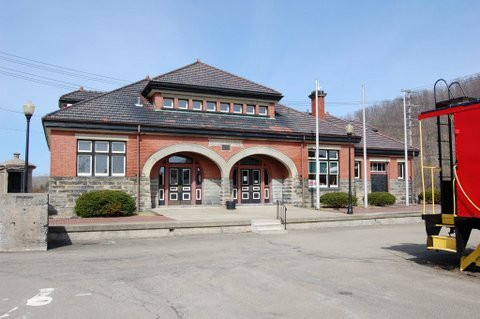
xmin=1 ymin=224 xmax=480 ymax=318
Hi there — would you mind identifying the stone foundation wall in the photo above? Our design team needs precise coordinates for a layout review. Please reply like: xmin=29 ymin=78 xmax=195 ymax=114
xmin=0 ymin=194 xmax=48 ymax=251
xmin=49 ymin=176 xmax=138 ymax=216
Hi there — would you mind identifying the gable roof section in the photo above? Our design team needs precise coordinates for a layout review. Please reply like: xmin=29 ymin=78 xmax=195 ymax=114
xmin=59 ymin=89 xmax=104 ymax=104
xmin=143 ymin=61 xmax=283 ymax=100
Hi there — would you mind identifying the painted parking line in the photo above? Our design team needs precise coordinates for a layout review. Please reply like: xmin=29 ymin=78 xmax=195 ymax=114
xmin=26 ymin=288 xmax=54 ymax=307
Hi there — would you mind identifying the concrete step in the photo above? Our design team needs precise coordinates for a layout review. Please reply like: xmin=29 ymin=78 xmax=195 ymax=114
xmin=251 ymin=219 xmax=287 ymax=234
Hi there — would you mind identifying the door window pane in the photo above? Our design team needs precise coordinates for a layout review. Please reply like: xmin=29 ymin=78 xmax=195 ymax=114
xmin=77 ymin=155 xmax=91 ymax=175
xmin=264 ymin=169 xmax=269 ymax=184
xmin=196 ymin=167 xmax=202 ymax=185
xmin=170 ymin=169 xmax=178 ymax=185
xmin=242 ymin=170 xmax=249 ymax=185
xmin=95 ymin=155 xmax=109 ymax=175
xmin=183 ymin=169 xmax=191 ymax=185
xmin=159 ymin=167 xmax=165 ymax=186
xmin=95 ymin=141 xmax=109 ymax=153
xmin=78 ymin=141 xmax=92 ymax=152
xmin=112 ymin=155 xmax=125 ymax=176
xmin=253 ymin=170 xmax=260 ymax=185
xmin=232 ymin=168 xmax=237 ymax=187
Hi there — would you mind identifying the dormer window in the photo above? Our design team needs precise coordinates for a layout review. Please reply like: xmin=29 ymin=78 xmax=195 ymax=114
xmin=247 ymin=105 xmax=255 ymax=115
xmin=207 ymin=101 xmax=216 ymax=112
xmin=259 ymin=106 xmax=267 ymax=116
xmin=193 ymin=100 xmax=203 ymax=110
xmin=220 ymin=103 xmax=230 ymax=113
xmin=178 ymin=99 xmax=188 ymax=109
xmin=233 ymin=104 xmax=242 ymax=113
xmin=163 ymin=98 xmax=174 ymax=109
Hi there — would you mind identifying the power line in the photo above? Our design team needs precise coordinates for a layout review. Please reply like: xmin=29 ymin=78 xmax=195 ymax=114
xmin=0 ymin=65 xmax=100 ymax=91
xmin=0 ymin=106 xmax=23 ymax=114
xmin=0 ymin=50 xmax=130 ymax=85
xmin=0 ymin=69 xmax=76 ymax=90
xmin=0 ymin=126 xmax=43 ymax=134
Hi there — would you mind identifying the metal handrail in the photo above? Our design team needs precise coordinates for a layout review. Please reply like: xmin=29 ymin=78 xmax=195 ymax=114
xmin=276 ymin=200 xmax=287 ymax=230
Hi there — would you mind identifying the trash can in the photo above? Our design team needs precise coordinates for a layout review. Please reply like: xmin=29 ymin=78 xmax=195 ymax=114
xmin=226 ymin=200 xmax=236 ymax=210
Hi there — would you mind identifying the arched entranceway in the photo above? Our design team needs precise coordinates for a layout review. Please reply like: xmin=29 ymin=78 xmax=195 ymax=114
xmin=229 ymin=155 xmax=290 ymax=205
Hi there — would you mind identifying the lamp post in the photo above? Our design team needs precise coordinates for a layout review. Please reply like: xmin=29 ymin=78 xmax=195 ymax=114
xmin=346 ymin=123 xmax=354 ymax=214
xmin=23 ymin=101 xmax=35 ymax=193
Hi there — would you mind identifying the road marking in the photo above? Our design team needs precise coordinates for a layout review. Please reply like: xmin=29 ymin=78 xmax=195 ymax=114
xmin=0 ymin=306 xmax=19 ymax=318
xmin=75 ymin=293 xmax=92 ymax=297
xmin=26 ymin=288 xmax=54 ymax=307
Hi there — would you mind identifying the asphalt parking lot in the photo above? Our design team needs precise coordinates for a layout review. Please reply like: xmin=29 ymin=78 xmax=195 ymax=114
xmin=1 ymin=223 xmax=480 ymax=318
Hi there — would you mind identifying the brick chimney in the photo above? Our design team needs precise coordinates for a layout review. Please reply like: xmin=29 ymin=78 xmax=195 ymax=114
xmin=308 ymin=90 xmax=327 ymax=120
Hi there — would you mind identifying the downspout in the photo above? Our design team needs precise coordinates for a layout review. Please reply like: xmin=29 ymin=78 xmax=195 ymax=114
xmin=301 ymin=135 xmax=305 ymax=207
xmin=136 ymin=124 xmax=141 ymax=212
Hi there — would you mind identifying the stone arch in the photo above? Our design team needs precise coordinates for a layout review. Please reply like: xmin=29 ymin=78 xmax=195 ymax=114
xmin=142 ymin=143 xmax=228 ymax=178
xmin=225 ymin=146 xmax=298 ymax=178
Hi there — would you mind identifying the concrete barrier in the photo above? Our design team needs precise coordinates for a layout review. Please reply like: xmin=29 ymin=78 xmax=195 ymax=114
xmin=0 ymin=194 xmax=48 ymax=251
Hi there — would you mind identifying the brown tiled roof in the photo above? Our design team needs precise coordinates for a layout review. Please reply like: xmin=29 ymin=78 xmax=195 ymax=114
xmin=59 ymin=89 xmax=104 ymax=104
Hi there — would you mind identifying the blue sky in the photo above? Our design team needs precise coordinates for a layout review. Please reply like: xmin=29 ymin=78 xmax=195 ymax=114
xmin=1 ymin=0 xmax=479 ymax=175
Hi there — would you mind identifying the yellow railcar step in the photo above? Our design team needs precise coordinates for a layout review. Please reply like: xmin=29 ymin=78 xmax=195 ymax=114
xmin=427 ymin=235 xmax=457 ymax=253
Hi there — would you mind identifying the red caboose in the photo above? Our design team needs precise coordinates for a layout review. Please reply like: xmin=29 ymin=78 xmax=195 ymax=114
xmin=418 ymin=79 xmax=480 ymax=271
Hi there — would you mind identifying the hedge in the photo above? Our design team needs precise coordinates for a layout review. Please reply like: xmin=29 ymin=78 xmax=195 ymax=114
xmin=368 ymin=192 xmax=396 ymax=206
xmin=320 ymin=192 xmax=357 ymax=208
xmin=418 ymin=189 xmax=441 ymax=204
xmin=75 ymin=190 xmax=136 ymax=218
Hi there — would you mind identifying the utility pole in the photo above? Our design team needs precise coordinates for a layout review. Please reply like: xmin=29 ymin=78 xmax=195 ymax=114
xmin=401 ymin=89 xmax=411 ymax=206
xmin=362 ymin=85 xmax=368 ymax=208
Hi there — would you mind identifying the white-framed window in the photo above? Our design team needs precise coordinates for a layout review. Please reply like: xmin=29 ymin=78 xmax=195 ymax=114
xmin=158 ymin=189 xmax=165 ymax=201
xmin=220 ymin=102 xmax=230 ymax=113
xmin=232 ymin=188 xmax=237 ymax=200
xmin=170 ymin=192 xmax=178 ymax=201
xmin=371 ymin=162 xmax=387 ymax=172
xmin=170 ymin=168 xmax=179 ymax=185
xmin=259 ymin=106 xmax=267 ymax=116
xmin=207 ymin=101 xmax=216 ymax=112
xmin=308 ymin=149 xmax=339 ymax=188
xmin=178 ymin=99 xmax=188 ymax=109
xmin=77 ymin=140 xmax=126 ymax=177
xmin=196 ymin=188 xmax=202 ymax=200
xmin=354 ymin=161 xmax=361 ymax=179
xmin=264 ymin=188 xmax=270 ymax=199
xmin=182 ymin=192 xmax=191 ymax=201
xmin=246 ymin=105 xmax=255 ymax=114
xmin=163 ymin=98 xmax=174 ymax=108
xmin=233 ymin=104 xmax=243 ymax=113
xmin=398 ymin=162 xmax=405 ymax=179
xmin=242 ymin=192 xmax=249 ymax=200
xmin=253 ymin=192 xmax=260 ymax=200
xmin=193 ymin=100 xmax=203 ymax=110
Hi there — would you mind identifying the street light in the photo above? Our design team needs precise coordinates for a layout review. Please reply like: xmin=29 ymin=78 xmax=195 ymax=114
xmin=345 ymin=123 xmax=354 ymax=214
xmin=23 ymin=101 xmax=35 ymax=193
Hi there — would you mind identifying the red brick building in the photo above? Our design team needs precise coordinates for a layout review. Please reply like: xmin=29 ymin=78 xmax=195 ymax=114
xmin=43 ymin=61 xmax=415 ymax=216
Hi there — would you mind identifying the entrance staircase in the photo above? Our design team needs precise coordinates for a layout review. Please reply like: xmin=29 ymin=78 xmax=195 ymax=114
xmin=251 ymin=219 xmax=287 ymax=234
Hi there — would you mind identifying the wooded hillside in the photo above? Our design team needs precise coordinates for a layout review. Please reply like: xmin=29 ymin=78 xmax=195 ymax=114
xmin=346 ymin=74 xmax=480 ymax=200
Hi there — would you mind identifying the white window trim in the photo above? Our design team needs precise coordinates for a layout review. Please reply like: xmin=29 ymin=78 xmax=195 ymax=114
xmin=253 ymin=192 xmax=260 ymax=200
xmin=178 ymin=99 xmax=189 ymax=109
xmin=182 ymin=168 xmax=191 ymax=185
xmin=233 ymin=104 xmax=243 ymax=114
xmin=206 ymin=102 xmax=216 ymax=112
xmin=95 ymin=141 xmax=109 ymax=153
xmin=78 ymin=141 xmax=92 ymax=152
xmin=259 ymin=106 xmax=267 ymax=116
xmin=246 ymin=105 xmax=255 ymax=115
xmin=170 ymin=192 xmax=178 ymax=201
xmin=398 ymin=162 xmax=405 ymax=180
xmin=192 ymin=100 xmax=203 ymax=111
xmin=111 ymin=155 xmax=126 ymax=177
xmin=242 ymin=192 xmax=249 ymax=200
xmin=182 ymin=192 xmax=191 ymax=201
xmin=75 ymin=134 xmax=128 ymax=141
xmin=220 ymin=103 xmax=230 ymax=113
xmin=77 ymin=155 xmax=92 ymax=176
xmin=158 ymin=189 xmax=165 ymax=201
xmin=264 ymin=188 xmax=270 ymax=199
xmin=111 ymin=142 xmax=126 ymax=154
xmin=196 ymin=188 xmax=202 ymax=201
xmin=232 ymin=188 xmax=237 ymax=200
xmin=163 ymin=98 xmax=174 ymax=109
xmin=94 ymin=155 xmax=109 ymax=177
xmin=354 ymin=161 xmax=361 ymax=179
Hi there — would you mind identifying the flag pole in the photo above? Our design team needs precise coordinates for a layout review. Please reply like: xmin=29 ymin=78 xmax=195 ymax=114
xmin=362 ymin=85 xmax=368 ymax=208
xmin=315 ymin=80 xmax=320 ymax=210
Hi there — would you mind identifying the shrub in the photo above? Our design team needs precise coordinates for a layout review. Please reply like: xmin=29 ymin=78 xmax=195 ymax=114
xmin=75 ymin=190 xmax=136 ymax=218
xmin=368 ymin=192 xmax=396 ymax=206
xmin=418 ymin=189 xmax=441 ymax=204
xmin=320 ymin=192 xmax=357 ymax=208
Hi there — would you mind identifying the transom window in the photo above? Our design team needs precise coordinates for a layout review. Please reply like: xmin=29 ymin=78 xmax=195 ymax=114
xmin=308 ymin=149 xmax=339 ymax=188
xmin=233 ymin=104 xmax=243 ymax=113
xmin=178 ymin=99 xmax=188 ymax=109
xmin=220 ymin=102 xmax=230 ymax=113
xmin=163 ymin=98 xmax=174 ymax=108
xmin=371 ymin=162 xmax=387 ymax=172
xmin=207 ymin=101 xmax=216 ymax=112
xmin=77 ymin=140 xmax=126 ymax=177
xmin=193 ymin=100 xmax=203 ymax=110
xmin=259 ymin=106 xmax=267 ymax=116
xmin=168 ymin=155 xmax=193 ymax=164
xmin=246 ymin=105 xmax=255 ymax=114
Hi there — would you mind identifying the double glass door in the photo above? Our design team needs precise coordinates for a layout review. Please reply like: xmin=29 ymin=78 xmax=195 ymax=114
xmin=169 ymin=167 xmax=191 ymax=205
xmin=240 ymin=169 xmax=261 ymax=204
